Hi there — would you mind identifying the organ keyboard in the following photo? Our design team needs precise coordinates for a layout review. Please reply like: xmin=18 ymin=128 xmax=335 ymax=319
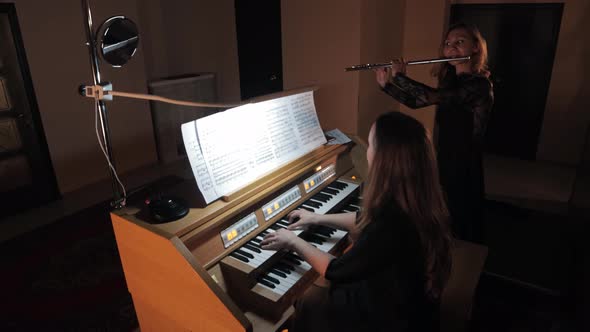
xmin=221 ymin=179 xmax=360 ymax=319
xmin=110 ymin=135 xmax=367 ymax=331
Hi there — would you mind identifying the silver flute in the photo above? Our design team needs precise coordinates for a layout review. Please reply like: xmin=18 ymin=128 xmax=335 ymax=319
xmin=345 ymin=56 xmax=471 ymax=71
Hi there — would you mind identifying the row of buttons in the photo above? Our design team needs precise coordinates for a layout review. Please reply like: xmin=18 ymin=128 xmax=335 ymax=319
xmin=221 ymin=213 xmax=259 ymax=248
xmin=262 ymin=186 xmax=302 ymax=221
xmin=303 ymin=164 xmax=336 ymax=193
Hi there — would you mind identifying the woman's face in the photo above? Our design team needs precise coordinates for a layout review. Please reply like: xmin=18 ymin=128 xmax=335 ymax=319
xmin=443 ymin=28 xmax=478 ymax=66
xmin=367 ymin=123 xmax=376 ymax=168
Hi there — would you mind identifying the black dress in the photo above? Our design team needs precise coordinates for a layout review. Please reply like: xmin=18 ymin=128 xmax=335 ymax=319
xmin=291 ymin=209 xmax=438 ymax=332
xmin=381 ymin=73 xmax=494 ymax=243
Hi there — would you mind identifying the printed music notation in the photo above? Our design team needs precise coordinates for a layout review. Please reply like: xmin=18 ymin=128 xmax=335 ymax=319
xmin=181 ymin=91 xmax=326 ymax=204
xmin=181 ymin=122 xmax=217 ymax=203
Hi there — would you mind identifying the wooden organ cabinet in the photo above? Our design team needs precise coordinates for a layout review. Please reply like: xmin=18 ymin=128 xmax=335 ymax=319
xmin=111 ymin=136 xmax=368 ymax=331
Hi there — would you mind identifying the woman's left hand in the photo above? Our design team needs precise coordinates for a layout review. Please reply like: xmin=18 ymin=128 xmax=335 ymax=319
xmin=391 ymin=57 xmax=407 ymax=76
xmin=375 ymin=67 xmax=391 ymax=88
xmin=260 ymin=229 xmax=298 ymax=251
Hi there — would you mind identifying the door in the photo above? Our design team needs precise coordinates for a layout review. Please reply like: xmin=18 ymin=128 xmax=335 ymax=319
xmin=234 ymin=0 xmax=283 ymax=100
xmin=0 ymin=4 xmax=59 ymax=218
xmin=451 ymin=4 xmax=564 ymax=160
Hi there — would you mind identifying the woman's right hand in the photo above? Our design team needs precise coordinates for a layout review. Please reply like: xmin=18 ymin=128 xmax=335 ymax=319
xmin=391 ymin=57 xmax=407 ymax=76
xmin=287 ymin=209 xmax=319 ymax=230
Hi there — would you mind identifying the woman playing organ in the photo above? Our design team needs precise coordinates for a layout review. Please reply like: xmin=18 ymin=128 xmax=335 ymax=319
xmin=261 ymin=111 xmax=453 ymax=332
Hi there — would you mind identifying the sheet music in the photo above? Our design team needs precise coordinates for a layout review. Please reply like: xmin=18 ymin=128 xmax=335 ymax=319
xmin=181 ymin=122 xmax=218 ymax=203
xmin=290 ymin=92 xmax=326 ymax=148
xmin=325 ymin=128 xmax=352 ymax=145
xmin=183 ymin=90 xmax=326 ymax=204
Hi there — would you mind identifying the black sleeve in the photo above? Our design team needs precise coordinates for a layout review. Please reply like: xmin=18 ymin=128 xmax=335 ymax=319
xmin=325 ymin=220 xmax=395 ymax=283
xmin=381 ymin=74 xmax=436 ymax=109
xmin=384 ymin=74 xmax=493 ymax=138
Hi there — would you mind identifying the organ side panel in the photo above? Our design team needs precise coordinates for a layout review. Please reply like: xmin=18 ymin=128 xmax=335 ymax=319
xmin=111 ymin=214 xmax=251 ymax=332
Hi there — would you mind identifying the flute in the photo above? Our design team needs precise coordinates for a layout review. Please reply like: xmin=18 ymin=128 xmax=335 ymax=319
xmin=345 ymin=56 xmax=471 ymax=72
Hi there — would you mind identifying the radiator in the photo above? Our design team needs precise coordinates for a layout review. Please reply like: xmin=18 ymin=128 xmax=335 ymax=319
xmin=148 ymin=73 xmax=219 ymax=164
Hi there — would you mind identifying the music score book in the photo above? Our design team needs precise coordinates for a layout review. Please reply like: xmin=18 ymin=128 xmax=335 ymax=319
xmin=181 ymin=91 xmax=327 ymax=204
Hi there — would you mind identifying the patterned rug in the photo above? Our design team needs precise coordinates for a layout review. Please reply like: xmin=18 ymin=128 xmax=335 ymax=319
xmin=0 ymin=201 xmax=138 ymax=332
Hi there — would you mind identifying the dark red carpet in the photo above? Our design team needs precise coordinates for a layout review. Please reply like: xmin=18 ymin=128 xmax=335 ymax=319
xmin=1 ymin=191 xmax=584 ymax=331
xmin=0 ymin=201 xmax=138 ymax=331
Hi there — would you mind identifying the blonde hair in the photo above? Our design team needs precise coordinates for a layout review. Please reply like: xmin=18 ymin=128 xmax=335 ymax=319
xmin=432 ymin=22 xmax=490 ymax=84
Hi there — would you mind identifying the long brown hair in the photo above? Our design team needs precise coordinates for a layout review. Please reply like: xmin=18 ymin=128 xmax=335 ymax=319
xmin=432 ymin=22 xmax=490 ymax=84
xmin=358 ymin=112 xmax=452 ymax=299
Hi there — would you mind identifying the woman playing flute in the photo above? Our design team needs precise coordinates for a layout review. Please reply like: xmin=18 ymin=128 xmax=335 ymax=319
xmin=376 ymin=23 xmax=494 ymax=244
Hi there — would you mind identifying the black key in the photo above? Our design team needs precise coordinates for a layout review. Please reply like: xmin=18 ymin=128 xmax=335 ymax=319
xmin=276 ymin=220 xmax=290 ymax=227
xmin=312 ymin=193 xmax=331 ymax=202
xmin=316 ymin=225 xmax=336 ymax=235
xmin=312 ymin=231 xmax=331 ymax=240
xmin=258 ymin=277 xmax=275 ymax=289
xmin=288 ymin=253 xmax=304 ymax=262
xmin=250 ymin=237 xmax=261 ymax=244
xmin=263 ymin=275 xmax=281 ymax=285
xmin=235 ymin=249 xmax=254 ymax=259
xmin=304 ymin=200 xmax=322 ymax=208
xmin=276 ymin=221 xmax=289 ymax=228
xmin=322 ymin=188 xmax=338 ymax=195
xmin=313 ymin=199 xmax=326 ymax=207
xmin=276 ymin=262 xmax=295 ymax=271
xmin=230 ymin=252 xmax=250 ymax=263
xmin=299 ymin=205 xmax=314 ymax=212
xmin=312 ymin=227 xmax=332 ymax=237
xmin=243 ymin=243 xmax=261 ymax=253
xmin=270 ymin=224 xmax=282 ymax=230
xmin=270 ymin=268 xmax=287 ymax=279
xmin=346 ymin=204 xmax=359 ymax=212
xmin=306 ymin=234 xmax=325 ymax=245
xmin=326 ymin=184 xmax=341 ymax=191
xmin=274 ymin=263 xmax=292 ymax=274
xmin=333 ymin=181 xmax=349 ymax=190
xmin=310 ymin=195 xmax=328 ymax=203
xmin=285 ymin=255 xmax=301 ymax=265
xmin=248 ymin=241 xmax=262 ymax=250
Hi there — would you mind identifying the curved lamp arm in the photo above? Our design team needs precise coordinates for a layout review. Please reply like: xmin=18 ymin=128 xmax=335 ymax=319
xmin=81 ymin=84 xmax=244 ymax=108
xmin=109 ymin=90 xmax=243 ymax=108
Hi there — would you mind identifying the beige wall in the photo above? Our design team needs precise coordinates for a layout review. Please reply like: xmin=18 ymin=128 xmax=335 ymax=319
xmin=399 ymin=0 xmax=449 ymax=133
xmin=6 ymin=0 xmax=589 ymax=197
xmin=281 ymin=0 xmax=362 ymax=135
xmin=357 ymin=0 xmax=405 ymax=141
xmin=136 ymin=0 xmax=169 ymax=81
xmin=281 ymin=0 xmax=407 ymax=140
xmin=2 ymin=0 xmax=241 ymax=195
xmin=5 ymin=0 xmax=157 ymax=194
xmin=141 ymin=0 xmax=241 ymax=103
